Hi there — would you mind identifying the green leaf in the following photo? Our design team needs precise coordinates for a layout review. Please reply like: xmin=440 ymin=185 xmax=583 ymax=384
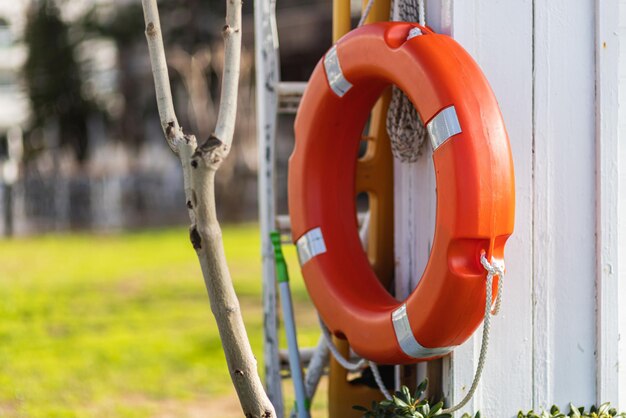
xmin=429 ymin=401 xmax=443 ymax=415
xmin=394 ymin=396 xmax=410 ymax=408
xmin=415 ymin=379 xmax=428 ymax=400
xmin=598 ymin=403 xmax=610 ymax=415
xmin=570 ymin=403 xmax=582 ymax=418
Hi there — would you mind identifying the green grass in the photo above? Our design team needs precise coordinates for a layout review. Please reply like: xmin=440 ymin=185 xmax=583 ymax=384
xmin=0 ymin=225 xmax=323 ymax=417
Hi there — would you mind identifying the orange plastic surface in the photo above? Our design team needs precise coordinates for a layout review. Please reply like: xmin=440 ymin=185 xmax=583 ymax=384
xmin=289 ymin=22 xmax=515 ymax=364
xmin=328 ymin=2 xmax=395 ymax=416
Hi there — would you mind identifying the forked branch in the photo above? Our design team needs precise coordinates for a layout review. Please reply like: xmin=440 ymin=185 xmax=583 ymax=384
xmin=141 ymin=1 xmax=276 ymax=417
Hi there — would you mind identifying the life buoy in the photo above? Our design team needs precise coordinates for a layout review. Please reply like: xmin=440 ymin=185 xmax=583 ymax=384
xmin=288 ymin=22 xmax=515 ymax=364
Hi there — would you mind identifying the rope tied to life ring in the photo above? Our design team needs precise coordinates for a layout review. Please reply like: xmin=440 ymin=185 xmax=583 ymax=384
xmin=442 ymin=253 xmax=504 ymax=414
xmin=319 ymin=253 xmax=505 ymax=413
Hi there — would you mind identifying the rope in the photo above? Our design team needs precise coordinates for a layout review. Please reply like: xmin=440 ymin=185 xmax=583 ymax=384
xmin=318 ymin=254 xmax=504 ymax=414
xmin=441 ymin=253 xmax=505 ymax=414
xmin=417 ymin=0 xmax=425 ymax=26
xmin=320 ymin=318 xmax=394 ymax=402
xmin=369 ymin=361 xmax=393 ymax=400
xmin=386 ymin=0 xmax=428 ymax=162
xmin=358 ymin=0 xmax=376 ymax=27
xmin=319 ymin=317 xmax=367 ymax=372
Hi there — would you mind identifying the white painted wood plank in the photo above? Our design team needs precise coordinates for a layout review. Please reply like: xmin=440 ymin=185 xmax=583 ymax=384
xmin=444 ymin=1 xmax=534 ymax=416
xmin=595 ymin=0 xmax=621 ymax=407
xmin=617 ymin=116 xmax=626 ymax=409
xmin=534 ymin=0 xmax=597 ymax=410
xmin=617 ymin=0 xmax=626 ymax=408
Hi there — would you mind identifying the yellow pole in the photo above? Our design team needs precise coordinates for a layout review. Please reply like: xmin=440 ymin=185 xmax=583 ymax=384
xmin=332 ymin=0 xmax=351 ymax=42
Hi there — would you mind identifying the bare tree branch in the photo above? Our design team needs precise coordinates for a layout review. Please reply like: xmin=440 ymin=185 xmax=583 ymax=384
xmin=141 ymin=0 xmax=181 ymax=152
xmin=141 ymin=0 xmax=276 ymax=416
xmin=214 ymin=0 xmax=241 ymax=149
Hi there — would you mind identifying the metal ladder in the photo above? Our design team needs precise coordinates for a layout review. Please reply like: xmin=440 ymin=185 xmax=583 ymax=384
xmin=253 ymin=0 xmax=309 ymax=414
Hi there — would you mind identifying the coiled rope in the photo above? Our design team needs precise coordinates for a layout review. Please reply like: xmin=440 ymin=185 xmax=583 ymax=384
xmin=386 ymin=0 xmax=428 ymax=162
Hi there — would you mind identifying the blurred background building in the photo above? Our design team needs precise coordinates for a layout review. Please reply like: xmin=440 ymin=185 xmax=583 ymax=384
xmin=0 ymin=0 xmax=335 ymax=236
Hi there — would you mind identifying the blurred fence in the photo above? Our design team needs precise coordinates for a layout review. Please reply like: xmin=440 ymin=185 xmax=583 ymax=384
xmin=1 ymin=166 xmax=188 ymax=235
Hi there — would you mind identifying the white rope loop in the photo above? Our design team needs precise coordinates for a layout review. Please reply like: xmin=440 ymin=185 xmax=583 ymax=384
xmin=320 ymin=317 xmax=394 ymax=402
xmin=319 ymin=254 xmax=504 ymax=414
xmin=319 ymin=317 xmax=368 ymax=372
xmin=319 ymin=317 xmax=394 ymax=403
xmin=441 ymin=253 xmax=504 ymax=414
xmin=480 ymin=252 xmax=505 ymax=315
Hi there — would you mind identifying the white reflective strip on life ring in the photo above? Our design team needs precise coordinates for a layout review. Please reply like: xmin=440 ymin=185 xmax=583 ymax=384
xmin=324 ymin=45 xmax=353 ymax=97
xmin=392 ymin=304 xmax=455 ymax=358
xmin=296 ymin=227 xmax=327 ymax=265
xmin=427 ymin=105 xmax=462 ymax=150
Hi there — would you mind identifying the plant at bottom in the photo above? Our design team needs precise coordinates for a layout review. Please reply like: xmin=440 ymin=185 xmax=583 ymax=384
xmin=518 ymin=403 xmax=626 ymax=418
xmin=354 ymin=379 xmax=625 ymax=418
xmin=353 ymin=379 xmax=481 ymax=418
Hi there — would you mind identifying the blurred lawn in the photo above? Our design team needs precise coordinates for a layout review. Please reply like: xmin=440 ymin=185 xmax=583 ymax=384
xmin=0 ymin=225 xmax=324 ymax=417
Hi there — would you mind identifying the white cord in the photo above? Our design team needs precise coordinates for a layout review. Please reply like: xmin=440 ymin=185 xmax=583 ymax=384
xmin=319 ymin=254 xmax=503 ymax=413
xmin=319 ymin=317 xmax=367 ymax=371
xmin=418 ymin=0 xmax=425 ymax=26
xmin=358 ymin=0 xmax=376 ymax=27
xmin=320 ymin=317 xmax=395 ymax=402
xmin=369 ymin=361 xmax=393 ymax=400
xmin=368 ymin=252 xmax=505 ymax=408
xmin=441 ymin=253 xmax=505 ymax=414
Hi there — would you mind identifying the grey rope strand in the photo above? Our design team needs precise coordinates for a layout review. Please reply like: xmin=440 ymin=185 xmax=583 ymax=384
xmin=358 ymin=0 xmax=376 ymax=27
xmin=319 ymin=318 xmax=393 ymax=402
xmin=441 ymin=253 xmax=505 ymax=414
xmin=319 ymin=317 xmax=367 ymax=372
xmin=417 ymin=0 xmax=425 ymax=26
xmin=369 ymin=362 xmax=393 ymax=400
xmin=319 ymin=253 xmax=504 ymax=410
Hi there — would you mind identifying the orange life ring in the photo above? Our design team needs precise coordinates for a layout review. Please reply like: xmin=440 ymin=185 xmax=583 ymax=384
xmin=288 ymin=22 xmax=515 ymax=364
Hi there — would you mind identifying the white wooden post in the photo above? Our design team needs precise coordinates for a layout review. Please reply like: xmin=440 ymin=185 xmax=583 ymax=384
xmin=533 ymin=1 xmax=598 ymax=409
xmin=618 ymin=2 xmax=626 ymax=407
xmin=595 ymin=0 xmax=622 ymax=407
